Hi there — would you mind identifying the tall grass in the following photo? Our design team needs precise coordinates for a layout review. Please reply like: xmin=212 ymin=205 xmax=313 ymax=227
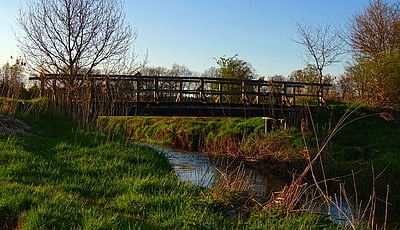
xmin=265 ymin=103 xmax=399 ymax=229
xmin=0 ymin=107 xmax=344 ymax=229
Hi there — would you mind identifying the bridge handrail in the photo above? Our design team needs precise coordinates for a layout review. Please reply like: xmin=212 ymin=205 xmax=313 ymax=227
xmin=29 ymin=74 xmax=331 ymax=87
xmin=29 ymin=74 xmax=331 ymax=106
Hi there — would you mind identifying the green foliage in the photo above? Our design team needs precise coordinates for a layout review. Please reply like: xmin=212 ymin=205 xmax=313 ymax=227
xmin=292 ymin=64 xmax=329 ymax=96
xmin=293 ymin=64 xmax=320 ymax=83
xmin=213 ymin=55 xmax=256 ymax=103
xmin=216 ymin=54 xmax=254 ymax=80
xmin=348 ymin=0 xmax=400 ymax=109
xmin=360 ymin=50 xmax=400 ymax=108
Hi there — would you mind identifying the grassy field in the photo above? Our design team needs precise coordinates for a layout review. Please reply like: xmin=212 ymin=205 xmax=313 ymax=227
xmin=0 ymin=111 xmax=341 ymax=229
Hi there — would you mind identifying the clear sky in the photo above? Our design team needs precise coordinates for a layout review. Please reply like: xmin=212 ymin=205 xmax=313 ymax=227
xmin=0 ymin=0 xmax=383 ymax=77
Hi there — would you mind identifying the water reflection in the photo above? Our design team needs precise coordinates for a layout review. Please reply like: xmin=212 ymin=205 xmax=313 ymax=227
xmin=151 ymin=145 xmax=286 ymax=195
xmin=147 ymin=144 xmax=399 ymax=228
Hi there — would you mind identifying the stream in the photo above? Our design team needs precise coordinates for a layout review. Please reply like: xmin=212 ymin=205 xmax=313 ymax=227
xmin=150 ymin=145 xmax=287 ymax=195
xmin=148 ymin=145 xmax=399 ymax=228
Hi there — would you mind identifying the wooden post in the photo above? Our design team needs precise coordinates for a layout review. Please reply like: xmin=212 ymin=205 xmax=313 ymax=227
xmin=199 ymin=78 xmax=206 ymax=103
xmin=241 ymin=80 xmax=248 ymax=104
xmin=216 ymin=83 xmax=222 ymax=103
xmin=293 ymin=86 xmax=296 ymax=106
xmin=254 ymin=83 xmax=260 ymax=104
xmin=176 ymin=80 xmax=183 ymax=102
xmin=278 ymin=118 xmax=286 ymax=129
xmin=134 ymin=79 xmax=139 ymax=102
xmin=153 ymin=77 xmax=159 ymax=102
xmin=39 ymin=73 xmax=45 ymax=97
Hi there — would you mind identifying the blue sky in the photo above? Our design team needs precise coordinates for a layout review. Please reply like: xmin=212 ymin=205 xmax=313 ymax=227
xmin=0 ymin=1 xmax=379 ymax=77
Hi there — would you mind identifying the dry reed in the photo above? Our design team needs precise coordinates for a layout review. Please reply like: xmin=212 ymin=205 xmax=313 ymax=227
xmin=264 ymin=104 xmax=392 ymax=229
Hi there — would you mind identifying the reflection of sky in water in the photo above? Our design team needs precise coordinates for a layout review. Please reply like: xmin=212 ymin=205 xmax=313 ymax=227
xmin=162 ymin=148 xmax=218 ymax=188
xmin=147 ymin=144 xmax=376 ymax=226
xmin=310 ymin=199 xmax=358 ymax=227
xmin=152 ymin=145 xmax=286 ymax=195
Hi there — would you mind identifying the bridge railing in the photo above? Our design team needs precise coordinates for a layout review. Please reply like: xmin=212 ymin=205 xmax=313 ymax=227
xmin=30 ymin=74 xmax=331 ymax=107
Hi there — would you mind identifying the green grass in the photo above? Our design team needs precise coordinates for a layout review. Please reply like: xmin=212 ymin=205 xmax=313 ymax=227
xmin=0 ymin=110 xmax=343 ymax=229
xmin=0 ymin=114 xmax=221 ymax=229
xmin=97 ymin=102 xmax=400 ymax=226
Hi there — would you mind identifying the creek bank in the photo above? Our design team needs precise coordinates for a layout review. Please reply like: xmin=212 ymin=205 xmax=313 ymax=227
xmin=96 ymin=116 xmax=309 ymax=176
xmin=96 ymin=111 xmax=400 ymax=226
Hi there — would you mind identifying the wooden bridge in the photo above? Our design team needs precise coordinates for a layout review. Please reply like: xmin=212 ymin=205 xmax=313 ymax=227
xmin=30 ymin=74 xmax=331 ymax=118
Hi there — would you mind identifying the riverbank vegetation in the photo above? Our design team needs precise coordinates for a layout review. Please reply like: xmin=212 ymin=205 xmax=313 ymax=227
xmin=0 ymin=104 xmax=344 ymax=229
xmin=97 ymin=101 xmax=400 ymax=228
xmin=97 ymin=116 xmax=305 ymax=162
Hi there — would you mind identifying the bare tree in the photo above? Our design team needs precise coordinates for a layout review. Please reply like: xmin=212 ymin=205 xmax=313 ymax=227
xmin=295 ymin=22 xmax=345 ymax=103
xmin=18 ymin=0 xmax=135 ymax=79
xmin=201 ymin=67 xmax=220 ymax=78
xmin=349 ymin=0 xmax=400 ymax=59
xmin=17 ymin=0 xmax=138 ymax=122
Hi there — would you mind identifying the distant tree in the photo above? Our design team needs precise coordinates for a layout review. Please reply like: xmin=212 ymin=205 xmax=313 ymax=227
xmin=1 ymin=58 xmax=26 ymax=88
xmin=201 ymin=67 xmax=220 ymax=78
xmin=141 ymin=64 xmax=197 ymax=77
xmin=291 ymin=65 xmax=320 ymax=95
xmin=141 ymin=67 xmax=169 ymax=76
xmin=216 ymin=54 xmax=255 ymax=80
xmin=0 ymin=57 xmax=27 ymax=114
xmin=267 ymin=75 xmax=285 ymax=81
xmin=337 ymin=72 xmax=357 ymax=100
xmin=347 ymin=0 xmax=400 ymax=108
xmin=292 ymin=65 xmax=319 ymax=83
xmin=167 ymin=64 xmax=197 ymax=77
xmin=215 ymin=55 xmax=255 ymax=103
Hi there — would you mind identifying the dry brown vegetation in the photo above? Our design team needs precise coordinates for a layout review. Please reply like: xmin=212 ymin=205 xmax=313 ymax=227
xmin=204 ymin=133 xmax=299 ymax=162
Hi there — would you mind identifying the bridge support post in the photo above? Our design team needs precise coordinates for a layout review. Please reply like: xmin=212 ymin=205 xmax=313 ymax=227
xmin=277 ymin=118 xmax=287 ymax=130
xmin=263 ymin=117 xmax=274 ymax=133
